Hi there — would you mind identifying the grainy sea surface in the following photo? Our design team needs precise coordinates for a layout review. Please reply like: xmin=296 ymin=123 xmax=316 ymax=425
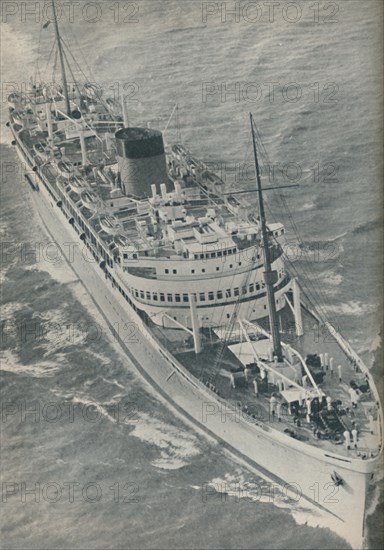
xmin=0 ymin=1 xmax=383 ymax=548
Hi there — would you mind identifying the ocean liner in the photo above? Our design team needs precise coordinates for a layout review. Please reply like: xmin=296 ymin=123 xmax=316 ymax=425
xmin=6 ymin=2 xmax=382 ymax=547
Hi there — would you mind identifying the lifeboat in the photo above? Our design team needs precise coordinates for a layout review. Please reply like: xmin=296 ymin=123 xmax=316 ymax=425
xmin=114 ymin=234 xmax=129 ymax=248
xmin=33 ymin=141 xmax=50 ymax=161
xmin=81 ymin=190 xmax=100 ymax=212
xmin=57 ymin=160 xmax=75 ymax=179
xmin=99 ymin=214 xmax=121 ymax=235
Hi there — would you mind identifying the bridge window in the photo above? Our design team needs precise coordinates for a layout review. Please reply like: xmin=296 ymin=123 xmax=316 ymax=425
xmin=202 ymin=268 xmax=205 ymax=273
xmin=146 ymin=291 xmax=151 ymax=300
xmin=217 ymin=251 xmax=222 ymax=257
xmin=226 ymin=289 xmax=231 ymax=298
xmin=153 ymin=293 xmax=158 ymax=301
xmin=160 ymin=293 xmax=165 ymax=302
xmin=140 ymin=291 xmax=144 ymax=299
xmin=165 ymin=269 xmax=169 ymax=274
xmin=167 ymin=294 xmax=173 ymax=302
xmin=216 ymin=266 xmax=220 ymax=271
xmin=256 ymin=283 xmax=260 ymax=291
xmin=191 ymin=269 xmax=195 ymax=274
xmin=199 ymin=292 xmax=205 ymax=301
xmin=173 ymin=269 xmax=177 ymax=274
xmin=217 ymin=290 xmax=223 ymax=300
xmin=175 ymin=294 xmax=181 ymax=302
xmin=249 ymin=283 xmax=254 ymax=293
xmin=134 ymin=289 xmax=139 ymax=297
xmin=211 ymin=252 xmax=216 ymax=258
xmin=229 ymin=264 xmax=233 ymax=269
xmin=183 ymin=294 xmax=189 ymax=302
xmin=234 ymin=288 xmax=239 ymax=296
xmin=208 ymin=291 xmax=214 ymax=300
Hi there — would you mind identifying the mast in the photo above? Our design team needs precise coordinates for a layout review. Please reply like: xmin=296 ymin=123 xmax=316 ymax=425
xmin=250 ymin=113 xmax=283 ymax=361
xmin=51 ymin=0 xmax=71 ymax=116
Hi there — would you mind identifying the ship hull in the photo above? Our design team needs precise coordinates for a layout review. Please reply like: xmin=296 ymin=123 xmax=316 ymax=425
xmin=11 ymin=128 xmax=378 ymax=549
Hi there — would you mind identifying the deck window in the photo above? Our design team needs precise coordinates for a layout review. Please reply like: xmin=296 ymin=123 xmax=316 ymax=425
xmin=208 ymin=291 xmax=214 ymax=300
xmin=256 ymin=283 xmax=260 ymax=291
xmin=183 ymin=294 xmax=189 ymax=302
xmin=242 ymin=286 xmax=247 ymax=295
xmin=167 ymin=294 xmax=173 ymax=302
xmin=226 ymin=289 xmax=231 ymax=298
xmin=234 ymin=288 xmax=239 ymax=297
xmin=175 ymin=294 xmax=181 ymax=302
xmin=249 ymin=284 xmax=254 ymax=293
xmin=217 ymin=290 xmax=223 ymax=300
xmin=199 ymin=292 xmax=206 ymax=302
xmin=160 ymin=293 xmax=165 ymax=302
xmin=165 ymin=269 xmax=169 ymax=274
xmin=173 ymin=269 xmax=177 ymax=274
xmin=140 ymin=291 xmax=144 ymax=299
xmin=146 ymin=291 xmax=151 ymax=300
xmin=153 ymin=293 xmax=158 ymax=301
xmin=217 ymin=251 xmax=222 ymax=257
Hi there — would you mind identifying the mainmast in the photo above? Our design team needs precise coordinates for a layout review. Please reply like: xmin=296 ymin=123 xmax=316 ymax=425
xmin=51 ymin=0 xmax=71 ymax=116
xmin=250 ymin=113 xmax=283 ymax=361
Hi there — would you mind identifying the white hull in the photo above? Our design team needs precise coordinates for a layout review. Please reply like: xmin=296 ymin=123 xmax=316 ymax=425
xmin=12 ymin=133 xmax=380 ymax=549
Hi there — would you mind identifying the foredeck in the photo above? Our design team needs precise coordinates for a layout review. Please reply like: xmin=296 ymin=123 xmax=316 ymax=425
xmin=151 ymin=315 xmax=381 ymax=461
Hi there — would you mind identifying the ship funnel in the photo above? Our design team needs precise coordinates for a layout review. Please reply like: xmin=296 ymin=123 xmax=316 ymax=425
xmin=115 ymin=127 xmax=169 ymax=198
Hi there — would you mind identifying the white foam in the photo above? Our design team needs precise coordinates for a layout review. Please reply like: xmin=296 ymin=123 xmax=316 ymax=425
xmin=325 ymin=300 xmax=373 ymax=317
xmin=130 ymin=412 xmax=201 ymax=470
xmin=0 ymin=349 xmax=62 ymax=377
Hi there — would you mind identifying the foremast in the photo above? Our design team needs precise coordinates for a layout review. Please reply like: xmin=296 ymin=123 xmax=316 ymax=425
xmin=51 ymin=0 xmax=71 ymax=115
xmin=250 ymin=113 xmax=283 ymax=361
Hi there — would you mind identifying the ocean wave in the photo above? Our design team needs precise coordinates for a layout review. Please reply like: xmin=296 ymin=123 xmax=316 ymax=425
xmin=298 ymin=201 xmax=315 ymax=211
xmin=325 ymin=300 xmax=374 ymax=317
xmin=199 ymin=469 xmax=360 ymax=547
xmin=353 ymin=219 xmax=381 ymax=235
xmin=0 ymin=349 xmax=62 ymax=378
xmin=321 ymin=269 xmax=344 ymax=287
xmin=130 ymin=413 xmax=201 ymax=470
